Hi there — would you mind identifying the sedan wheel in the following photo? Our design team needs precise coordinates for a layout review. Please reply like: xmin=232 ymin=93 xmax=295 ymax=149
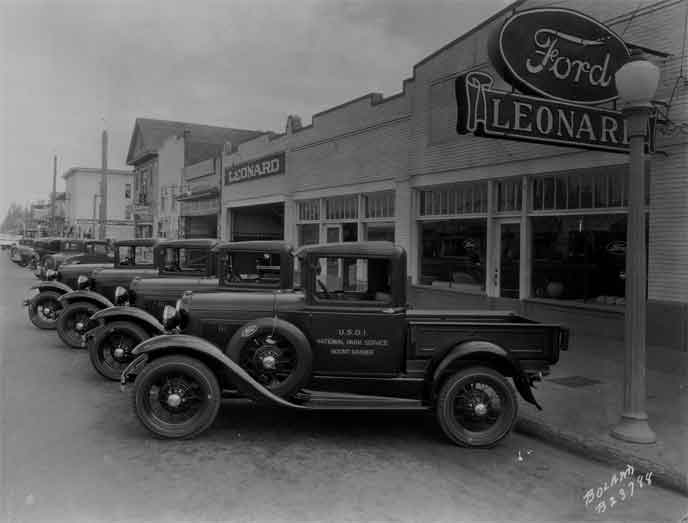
xmin=436 ymin=366 xmax=518 ymax=448
xmin=88 ymin=321 xmax=149 ymax=381
xmin=132 ymin=355 xmax=221 ymax=439
xmin=28 ymin=291 xmax=62 ymax=329
xmin=56 ymin=301 xmax=100 ymax=348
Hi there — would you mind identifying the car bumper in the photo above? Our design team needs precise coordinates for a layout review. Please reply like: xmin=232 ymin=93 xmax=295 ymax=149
xmin=120 ymin=354 xmax=148 ymax=391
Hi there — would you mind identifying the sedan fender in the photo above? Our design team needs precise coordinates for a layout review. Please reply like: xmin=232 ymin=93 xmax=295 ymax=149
xmin=432 ymin=340 xmax=542 ymax=410
xmin=59 ymin=290 xmax=114 ymax=309
xmin=86 ymin=306 xmax=165 ymax=336
xmin=124 ymin=334 xmax=302 ymax=410
xmin=30 ymin=280 xmax=73 ymax=295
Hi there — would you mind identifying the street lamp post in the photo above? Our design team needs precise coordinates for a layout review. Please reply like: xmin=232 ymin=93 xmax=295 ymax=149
xmin=610 ymin=49 xmax=660 ymax=444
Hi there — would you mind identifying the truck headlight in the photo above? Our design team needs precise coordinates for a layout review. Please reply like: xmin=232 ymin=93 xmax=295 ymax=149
xmin=45 ymin=269 xmax=57 ymax=280
xmin=175 ymin=298 xmax=188 ymax=329
xmin=77 ymin=275 xmax=90 ymax=290
xmin=162 ymin=305 xmax=179 ymax=330
xmin=114 ymin=286 xmax=129 ymax=306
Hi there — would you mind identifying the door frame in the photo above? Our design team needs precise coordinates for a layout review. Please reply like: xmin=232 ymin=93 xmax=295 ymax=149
xmin=492 ymin=218 xmax=521 ymax=299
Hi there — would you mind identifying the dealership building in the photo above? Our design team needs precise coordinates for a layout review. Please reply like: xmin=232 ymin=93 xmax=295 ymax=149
xmin=218 ymin=0 xmax=686 ymax=350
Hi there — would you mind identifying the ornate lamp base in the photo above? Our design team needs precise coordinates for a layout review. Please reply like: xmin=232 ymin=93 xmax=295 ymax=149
xmin=611 ymin=413 xmax=657 ymax=444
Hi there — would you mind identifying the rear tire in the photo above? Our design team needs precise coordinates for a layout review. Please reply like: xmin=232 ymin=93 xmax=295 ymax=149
xmin=436 ymin=366 xmax=518 ymax=448
xmin=28 ymin=291 xmax=62 ymax=329
xmin=133 ymin=355 xmax=221 ymax=439
xmin=89 ymin=321 xmax=150 ymax=381
xmin=56 ymin=301 xmax=101 ymax=348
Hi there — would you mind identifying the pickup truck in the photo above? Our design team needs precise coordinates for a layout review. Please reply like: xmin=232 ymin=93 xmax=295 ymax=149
xmin=121 ymin=241 xmax=569 ymax=447
xmin=83 ymin=240 xmax=294 ymax=380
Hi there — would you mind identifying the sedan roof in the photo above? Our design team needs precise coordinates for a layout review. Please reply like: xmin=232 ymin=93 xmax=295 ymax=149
xmin=295 ymin=241 xmax=404 ymax=259
xmin=213 ymin=240 xmax=293 ymax=255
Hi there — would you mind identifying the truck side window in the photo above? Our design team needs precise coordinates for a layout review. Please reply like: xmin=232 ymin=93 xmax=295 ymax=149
xmin=314 ymin=256 xmax=392 ymax=304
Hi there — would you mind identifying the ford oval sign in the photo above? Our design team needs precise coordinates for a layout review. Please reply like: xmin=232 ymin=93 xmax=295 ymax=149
xmin=490 ymin=8 xmax=630 ymax=105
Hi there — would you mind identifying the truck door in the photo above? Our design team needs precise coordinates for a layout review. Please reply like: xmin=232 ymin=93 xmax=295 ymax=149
xmin=307 ymin=256 xmax=405 ymax=375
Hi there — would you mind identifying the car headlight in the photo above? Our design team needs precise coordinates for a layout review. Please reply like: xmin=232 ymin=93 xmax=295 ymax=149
xmin=45 ymin=269 xmax=57 ymax=280
xmin=114 ymin=286 xmax=129 ymax=306
xmin=162 ymin=305 xmax=179 ymax=330
xmin=77 ymin=275 xmax=90 ymax=290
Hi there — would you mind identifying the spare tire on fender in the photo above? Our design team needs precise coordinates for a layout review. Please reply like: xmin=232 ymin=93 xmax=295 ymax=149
xmin=225 ymin=317 xmax=313 ymax=398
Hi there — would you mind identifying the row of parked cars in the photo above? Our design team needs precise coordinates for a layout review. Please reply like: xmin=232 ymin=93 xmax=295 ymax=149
xmin=18 ymin=237 xmax=569 ymax=446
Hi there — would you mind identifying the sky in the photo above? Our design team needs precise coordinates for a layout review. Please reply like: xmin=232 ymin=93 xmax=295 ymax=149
xmin=0 ymin=0 xmax=511 ymax=218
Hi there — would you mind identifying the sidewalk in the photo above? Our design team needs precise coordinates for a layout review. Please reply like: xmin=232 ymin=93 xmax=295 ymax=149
xmin=515 ymin=332 xmax=688 ymax=495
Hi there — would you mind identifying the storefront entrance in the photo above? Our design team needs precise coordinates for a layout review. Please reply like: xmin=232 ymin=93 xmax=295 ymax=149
xmin=496 ymin=220 xmax=520 ymax=299
xmin=231 ymin=202 xmax=284 ymax=242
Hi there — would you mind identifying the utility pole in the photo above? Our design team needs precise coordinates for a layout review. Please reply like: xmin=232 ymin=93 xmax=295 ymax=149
xmin=98 ymin=129 xmax=108 ymax=239
xmin=51 ymin=155 xmax=57 ymax=235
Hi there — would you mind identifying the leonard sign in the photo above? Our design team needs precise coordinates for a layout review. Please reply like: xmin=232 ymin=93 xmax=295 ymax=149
xmin=457 ymin=8 xmax=655 ymax=153
xmin=488 ymin=8 xmax=630 ymax=105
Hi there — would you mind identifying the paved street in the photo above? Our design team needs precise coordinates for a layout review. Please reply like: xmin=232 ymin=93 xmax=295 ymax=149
xmin=0 ymin=256 xmax=685 ymax=523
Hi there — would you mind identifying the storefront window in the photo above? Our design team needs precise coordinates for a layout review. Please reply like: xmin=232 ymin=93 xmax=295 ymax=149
xmin=419 ymin=181 xmax=487 ymax=216
xmin=365 ymin=222 xmax=394 ymax=242
xmin=531 ymin=215 xmax=627 ymax=304
xmin=325 ymin=195 xmax=358 ymax=220
xmin=420 ymin=219 xmax=486 ymax=292
xmin=496 ymin=178 xmax=522 ymax=213
xmin=364 ymin=191 xmax=395 ymax=218
xmin=298 ymin=199 xmax=319 ymax=221
xmin=298 ymin=224 xmax=319 ymax=246
xmin=531 ymin=170 xmax=630 ymax=211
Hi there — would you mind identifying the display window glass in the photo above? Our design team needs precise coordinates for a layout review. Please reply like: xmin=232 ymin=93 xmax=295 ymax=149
xmin=298 ymin=224 xmax=319 ymax=246
xmin=420 ymin=219 xmax=486 ymax=292
xmin=532 ymin=214 xmax=629 ymax=304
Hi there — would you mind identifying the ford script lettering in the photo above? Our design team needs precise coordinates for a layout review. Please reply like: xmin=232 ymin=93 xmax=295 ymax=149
xmin=490 ymin=8 xmax=629 ymax=105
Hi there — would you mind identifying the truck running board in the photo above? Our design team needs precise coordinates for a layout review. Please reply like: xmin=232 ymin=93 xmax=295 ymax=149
xmin=293 ymin=390 xmax=428 ymax=411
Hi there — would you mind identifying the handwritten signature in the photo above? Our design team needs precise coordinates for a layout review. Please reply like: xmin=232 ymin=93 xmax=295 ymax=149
xmin=583 ymin=464 xmax=653 ymax=514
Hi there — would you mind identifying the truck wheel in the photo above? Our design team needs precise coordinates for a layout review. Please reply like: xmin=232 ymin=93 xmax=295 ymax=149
xmin=56 ymin=301 xmax=101 ymax=348
xmin=225 ymin=319 xmax=312 ymax=398
xmin=89 ymin=321 xmax=150 ymax=381
xmin=132 ymin=355 xmax=221 ymax=439
xmin=436 ymin=366 xmax=518 ymax=448
xmin=28 ymin=291 xmax=62 ymax=329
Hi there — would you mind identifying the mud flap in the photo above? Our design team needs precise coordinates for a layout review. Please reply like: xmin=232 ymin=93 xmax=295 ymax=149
xmin=513 ymin=373 xmax=542 ymax=410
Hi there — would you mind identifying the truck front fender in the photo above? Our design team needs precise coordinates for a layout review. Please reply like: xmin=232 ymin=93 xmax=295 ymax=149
xmin=431 ymin=340 xmax=541 ymax=410
xmin=59 ymin=290 xmax=113 ymax=309
xmin=30 ymin=281 xmax=73 ymax=295
xmin=126 ymin=334 xmax=301 ymax=410
xmin=86 ymin=306 xmax=165 ymax=336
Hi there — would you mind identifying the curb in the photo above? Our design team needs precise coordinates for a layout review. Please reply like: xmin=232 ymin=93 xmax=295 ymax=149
xmin=515 ymin=416 xmax=688 ymax=496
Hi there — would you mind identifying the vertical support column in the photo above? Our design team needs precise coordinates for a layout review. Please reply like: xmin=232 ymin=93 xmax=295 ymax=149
xmin=51 ymin=156 xmax=57 ymax=235
xmin=223 ymin=207 xmax=232 ymax=241
xmin=485 ymin=180 xmax=497 ymax=298
xmin=99 ymin=130 xmax=108 ymax=240
xmin=395 ymin=178 xmax=416 ymax=283
xmin=519 ymin=176 xmax=532 ymax=300
xmin=283 ymin=197 xmax=297 ymax=245
xmin=357 ymin=194 xmax=365 ymax=242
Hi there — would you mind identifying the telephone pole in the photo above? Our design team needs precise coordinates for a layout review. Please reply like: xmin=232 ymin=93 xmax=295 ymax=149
xmin=51 ymin=155 xmax=57 ymax=235
xmin=98 ymin=129 xmax=108 ymax=239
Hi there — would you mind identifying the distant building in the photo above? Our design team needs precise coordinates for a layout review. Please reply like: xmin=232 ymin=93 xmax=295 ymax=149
xmin=125 ymin=118 xmax=264 ymax=239
xmin=62 ymin=167 xmax=134 ymax=240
